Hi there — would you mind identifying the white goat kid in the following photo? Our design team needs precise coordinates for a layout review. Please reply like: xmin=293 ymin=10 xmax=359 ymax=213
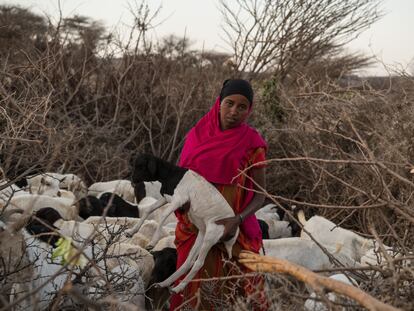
xmin=126 ymin=154 xmax=238 ymax=293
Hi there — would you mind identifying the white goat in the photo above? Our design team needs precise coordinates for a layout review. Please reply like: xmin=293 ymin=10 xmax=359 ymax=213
xmin=304 ymin=274 xmax=357 ymax=311
xmin=298 ymin=211 xmax=374 ymax=262
xmin=26 ymin=174 xmax=61 ymax=197
xmin=261 ymin=238 xmax=358 ymax=271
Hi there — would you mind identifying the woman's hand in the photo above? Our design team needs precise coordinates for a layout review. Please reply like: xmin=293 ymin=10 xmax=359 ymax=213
xmin=215 ymin=216 xmax=241 ymax=242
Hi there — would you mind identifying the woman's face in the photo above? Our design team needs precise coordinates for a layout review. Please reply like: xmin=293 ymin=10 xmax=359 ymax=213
xmin=219 ymin=94 xmax=250 ymax=130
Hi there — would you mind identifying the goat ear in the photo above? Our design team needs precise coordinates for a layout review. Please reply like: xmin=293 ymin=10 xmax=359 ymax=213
xmin=147 ymin=157 xmax=157 ymax=176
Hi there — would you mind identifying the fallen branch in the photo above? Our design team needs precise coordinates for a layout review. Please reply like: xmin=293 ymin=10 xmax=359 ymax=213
xmin=238 ymin=251 xmax=401 ymax=311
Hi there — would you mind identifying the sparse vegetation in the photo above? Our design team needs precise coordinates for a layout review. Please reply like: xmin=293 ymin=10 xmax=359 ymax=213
xmin=1 ymin=1 xmax=413 ymax=310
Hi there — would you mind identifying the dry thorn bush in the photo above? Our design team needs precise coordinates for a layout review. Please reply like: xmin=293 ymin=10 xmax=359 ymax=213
xmin=1 ymin=2 xmax=413 ymax=310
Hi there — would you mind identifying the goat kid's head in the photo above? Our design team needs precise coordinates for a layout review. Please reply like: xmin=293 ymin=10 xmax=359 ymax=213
xmin=130 ymin=154 xmax=158 ymax=184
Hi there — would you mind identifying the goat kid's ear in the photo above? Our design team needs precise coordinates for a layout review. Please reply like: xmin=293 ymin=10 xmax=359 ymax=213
xmin=128 ymin=154 xmax=136 ymax=171
xmin=147 ymin=157 xmax=157 ymax=176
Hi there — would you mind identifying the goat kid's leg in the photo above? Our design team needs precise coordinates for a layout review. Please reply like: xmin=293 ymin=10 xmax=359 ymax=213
xmin=156 ymin=231 xmax=205 ymax=288
xmin=171 ymin=225 xmax=224 ymax=293
xmin=147 ymin=200 xmax=183 ymax=249
xmin=125 ymin=197 xmax=166 ymax=237
xmin=223 ymin=228 xmax=238 ymax=259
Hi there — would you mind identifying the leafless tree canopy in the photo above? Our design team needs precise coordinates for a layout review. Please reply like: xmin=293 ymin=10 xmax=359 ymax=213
xmin=219 ymin=0 xmax=382 ymax=80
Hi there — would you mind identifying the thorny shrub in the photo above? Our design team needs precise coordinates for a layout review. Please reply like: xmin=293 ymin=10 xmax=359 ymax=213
xmin=1 ymin=5 xmax=413 ymax=311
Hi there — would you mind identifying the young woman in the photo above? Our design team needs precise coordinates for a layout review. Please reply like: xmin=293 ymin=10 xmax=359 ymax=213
xmin=171 ymin=79 xmax=268 ymax=310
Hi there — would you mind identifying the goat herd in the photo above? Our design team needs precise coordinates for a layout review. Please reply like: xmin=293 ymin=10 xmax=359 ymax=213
xmin=0 ymin=155 xmax=405 ymax=310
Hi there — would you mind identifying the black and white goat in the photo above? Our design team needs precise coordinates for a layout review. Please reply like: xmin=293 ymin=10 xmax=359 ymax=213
xmin=125 ymin=154 xmax=239 ymax=293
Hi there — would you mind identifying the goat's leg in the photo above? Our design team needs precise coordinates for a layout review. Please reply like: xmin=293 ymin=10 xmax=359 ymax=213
xmin=125 ymin=197 xmax=167 ymax=237
xmin=171 ymin=224 xmax=224 ymax=293
xmin=146 ymin=200 xmax=184 ymax=249
xmin=156 ymin=231 xmax=205 ymax=288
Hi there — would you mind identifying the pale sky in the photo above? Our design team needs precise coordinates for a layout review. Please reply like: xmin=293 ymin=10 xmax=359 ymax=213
xmin=2 ymin=0 xmax=413 ymax=75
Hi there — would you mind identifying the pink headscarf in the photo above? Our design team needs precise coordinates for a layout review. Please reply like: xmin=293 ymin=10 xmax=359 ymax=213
xmin=179 ymin=97 xmax=267 ymax=243
xmin=179 ymin=97 xmax=267 ymax=184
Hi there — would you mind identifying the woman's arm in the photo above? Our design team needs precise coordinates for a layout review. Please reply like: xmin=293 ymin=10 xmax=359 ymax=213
xmin=239 ymin=167 xmax=266 ymax=220
xmin=216 ymin=166 xmax=266 ymax=242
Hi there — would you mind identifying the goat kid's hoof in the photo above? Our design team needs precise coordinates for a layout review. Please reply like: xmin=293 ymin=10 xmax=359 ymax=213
xmin=154 ymin=282 xmax=173 ymax=293
xmin=145 ymin=244 xmax=154 ymax=251
xmin=170 ymin=285 xmax=183 ymax=294
xmin=153 ymin=282 xmax=163 ymax=289
xmin=124 ymin=230 xmax=134 ymax=238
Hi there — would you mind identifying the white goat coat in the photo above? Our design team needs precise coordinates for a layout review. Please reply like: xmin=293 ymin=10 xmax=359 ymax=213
xmin=53 ymin=219 xmax=155 ymax=285
xmin=83 ymin=215 xmax=141 ymax=226
xmin=139 ymin=181 xmax=163 ymax=201
xmin=255 ymin=203 xmax=279 ymax=220
xmin=300 ymin=216 xmax=374 ymax=262
xmin=0 ymin=181 xmax=29 ymax=200
xmin=26 ymin=174 xmax=61 ymax=197
xmin=57 ymin=189 xmax=76 ymax=202
xmin=152 ymin=235 xmax=176 ymax=251
xmin=36 ymin=172 xmax=88 ymax=199
xmin=106 ymin=242 xmax=154 ymax=285
xmin=82 ymin=216 xmax=173 ymax=251
xmin=6 ymin=194 xmax=79 ymax=220
xmin=54 ymin=219 xmax=97 ymax=245
xmin=56 ymin=173 xmax=87 ymax=199
xmin=304 ymin=274 xmax=357 ymax=311
xmin=261 ymin=238 xmax=358 ymax=271
xmin=88 ymin=180 xmax=135 ymax=203
xmin=266 ymin=219 xmax=292 ymax=239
